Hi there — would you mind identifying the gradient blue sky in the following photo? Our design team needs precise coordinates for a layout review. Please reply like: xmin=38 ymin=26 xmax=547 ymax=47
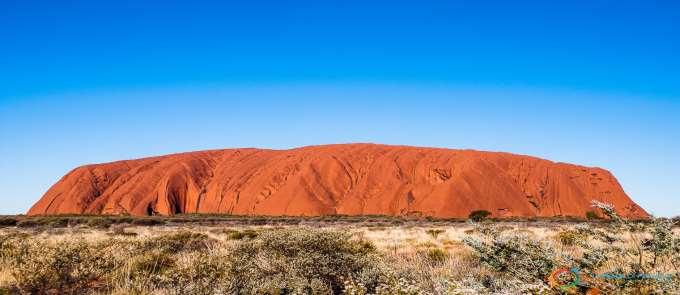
xmin=1 ymin=1 xmax=679 ymax=216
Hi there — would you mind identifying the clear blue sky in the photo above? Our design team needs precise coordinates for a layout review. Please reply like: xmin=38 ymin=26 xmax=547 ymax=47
xmin=1 ymin=1 xmax=679 ymax=216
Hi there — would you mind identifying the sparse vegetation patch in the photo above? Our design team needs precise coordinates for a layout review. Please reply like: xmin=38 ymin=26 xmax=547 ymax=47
xmin=0 ymin=208 xmax=677 ymax=294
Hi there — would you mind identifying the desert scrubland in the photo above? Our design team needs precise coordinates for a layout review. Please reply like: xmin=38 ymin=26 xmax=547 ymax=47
xmin=0 ymin=206 xmax=678 ymax=294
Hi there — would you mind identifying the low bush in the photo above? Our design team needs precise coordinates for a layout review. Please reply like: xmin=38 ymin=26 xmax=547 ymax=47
xmin=131 ymin=218 xmax=165 ymax=226
xmin=0 ymin=233 xmax=28 ymax=263
xmin=15 ymin=220 xmax=39 ymax=228
xmin=557 ymin=229 xmax=586 ymax=246
xmin=16 ymin=217 xmax=70 ymax=228
xmin=425 ymin=229 xmax=445 ymax=239
xmin=128 ymin=250 xmax=175 ymax=276
xmin=86 ymin=217 xmax=115 ymax=229
xmin=468 ymin=210 xmax=492 ymax=222
xmin=0 ymin=217 xmax=17 ymax=227
xmin=461 ymin=201 xmax=680 ymax=294
xmin=226 ymin=228 xmax=382 ymax=294
xmin=226 ymin=229 xmax=258 ymax=240
xmin=425 ymin=248 xmax=449 ymax=263
xmin=464 ymin=234 xmax=559 ymax=284
xmin=8 ymin=239 xmax=114 ymax=294
xmin=585 ymin=210 xmax=601 ymax=220
xmin=164 ymin=252 xmax=229 ymax=295
xmin=109 ymin=224 xmax=136 ymax=236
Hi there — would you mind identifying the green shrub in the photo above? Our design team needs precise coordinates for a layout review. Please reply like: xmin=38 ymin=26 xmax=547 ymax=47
xmin=246 ymin=217 xmax=269 ymax=225
xmin=128 ymin=250 xmax=175 ymax=275
xmin=425 ymin=229 xmax=445 ymax=239
xmin=0 ymin=217 xmax=17 ymax=227
xmin=226 ymin=228 xmax=381 ymax=294
xmin=585 ymin=201 xmax=680 ymax=293
xmin=226 ymin=229 xmax=258 ymax=240
xmin=585 ymin=210 xmax=601 ymax=220
xmin=15 ymin=219 xmax=39 ymax=228
xmin=122 ymin=250 xmax=176 ymax=293
xmin=8 ymin=239 xmax=114 ymax=294
xmin=460 ymin=201 xmax=680 ymax=294
xmin=44 ymin=217 xmax=70 ymax=228
xmin=0 ymin=233 xmax=29 ymax=262
xmin=86 ymin=217 xmax=115 ymax=229
xmin=109 ymin=224 xmax=136 ymax=236
xmin=131 ymin=218 xmax=165 ymax=226
xmin=425 ymin=248 xmax=449 ymax=263
xmin=468 ymin=210 xmax=492 ymax=222
xmin=164 ymin=252 xmax=229 ymax=295
xmin=557 ymin=230 xmax=585 ymax=246
xmin=15 ymin=217 xmax=70 ymax=228
xmin=463 ymin=234 xmax=558 ymax=283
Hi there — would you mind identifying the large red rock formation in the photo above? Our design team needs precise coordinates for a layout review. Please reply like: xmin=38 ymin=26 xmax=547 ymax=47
xmin=28 ymin=144 xmax=648 ymax=218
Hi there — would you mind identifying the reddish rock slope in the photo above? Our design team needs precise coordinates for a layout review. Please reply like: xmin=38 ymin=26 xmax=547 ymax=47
xmin=28 ymin=144 xmax=648 ymax=218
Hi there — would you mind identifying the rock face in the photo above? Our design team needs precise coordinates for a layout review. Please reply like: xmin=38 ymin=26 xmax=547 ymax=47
xmin=28 ymin=144 xmax=648 ymax=218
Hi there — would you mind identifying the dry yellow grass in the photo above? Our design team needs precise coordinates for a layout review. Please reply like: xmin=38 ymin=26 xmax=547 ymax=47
xmin=1 ymin=221 xmax=678 ymax=294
